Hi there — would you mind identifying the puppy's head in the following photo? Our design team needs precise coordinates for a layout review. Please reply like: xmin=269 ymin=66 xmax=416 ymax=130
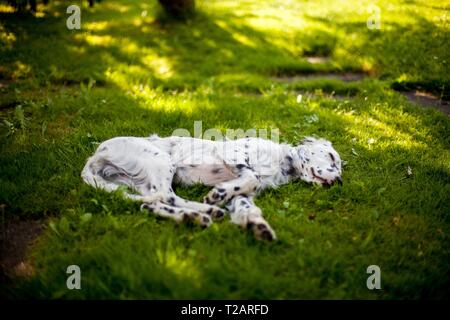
xmin=292 ymin=137 xmax=343 ymax=186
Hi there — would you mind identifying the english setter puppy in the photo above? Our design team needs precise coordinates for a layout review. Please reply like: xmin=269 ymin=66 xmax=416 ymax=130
xmin=81 ymin=135 xmax=342 ymax=241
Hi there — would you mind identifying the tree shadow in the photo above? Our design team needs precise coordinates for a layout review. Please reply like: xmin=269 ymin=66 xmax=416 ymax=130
xmin=0 ymin=2 xmax=314 ymax=90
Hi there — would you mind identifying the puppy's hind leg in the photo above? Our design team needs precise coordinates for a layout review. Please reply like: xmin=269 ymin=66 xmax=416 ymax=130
xmin=166 ymin=194 xmax=226 ymax=220
xmin=82 ymin=138 xmax=215 ymax=227
xmin=140 ymin=201 xmax=213 ymax=228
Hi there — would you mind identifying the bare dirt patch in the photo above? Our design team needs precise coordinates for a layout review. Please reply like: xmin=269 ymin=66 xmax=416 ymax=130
xmin=0 ymin=213 xmax=45 ymax=279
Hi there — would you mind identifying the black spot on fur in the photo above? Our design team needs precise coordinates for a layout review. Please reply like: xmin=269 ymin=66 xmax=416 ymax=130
xmin=215 ymin=210 xmax=224 ymax=218
xmin=257 ymin=223 xmax=267 ymax=230
xmin=142 ymin=204 xmax=153 ymax=212
xmin=183 ymin=213 xmax=193 ymax=221
xmin=234 ymin=186 xmax=241 ymax=191
xmin=217 ymin=188 xmax=226 ymax=193
xmin=261 ymin=230 xmax=273 ymax=241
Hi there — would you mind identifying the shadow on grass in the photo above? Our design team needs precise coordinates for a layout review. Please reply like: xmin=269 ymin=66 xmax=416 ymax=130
xmin=0 ymin=3 xmax=301 ymax=88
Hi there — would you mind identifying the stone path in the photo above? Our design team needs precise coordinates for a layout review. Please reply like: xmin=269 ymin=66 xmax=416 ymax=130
xmin=271 ymin=69 xmax=449 ymax=117
xmin=272 ymin=72 xmax=366 ymax=82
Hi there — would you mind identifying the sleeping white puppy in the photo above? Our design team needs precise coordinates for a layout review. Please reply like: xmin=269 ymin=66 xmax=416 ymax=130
xmin=82 ymin=135 xmax=342 ymax=241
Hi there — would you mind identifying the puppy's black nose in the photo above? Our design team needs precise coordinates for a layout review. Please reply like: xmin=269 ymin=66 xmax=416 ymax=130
xmin=321 ymin=177 xmax=342 ymax=187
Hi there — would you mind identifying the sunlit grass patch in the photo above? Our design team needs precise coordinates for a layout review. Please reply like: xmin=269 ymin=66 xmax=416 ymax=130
xmin=0 ymin=0 xmax=449 ymax=299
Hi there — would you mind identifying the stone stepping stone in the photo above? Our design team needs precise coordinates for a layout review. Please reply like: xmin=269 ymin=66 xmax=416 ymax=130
xmin=271 ymin=72 xmax=367 ymax=82
xmin=402 ymin=91 xmax=450 ymax=116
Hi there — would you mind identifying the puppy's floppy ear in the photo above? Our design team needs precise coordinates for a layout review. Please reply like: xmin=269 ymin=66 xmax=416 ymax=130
xmin=296 ymin=143 xmax=311 ymax=159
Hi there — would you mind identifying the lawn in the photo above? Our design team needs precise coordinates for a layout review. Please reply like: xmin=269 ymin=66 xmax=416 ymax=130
xmin=0 ymin=0 xmax=449 ymax=299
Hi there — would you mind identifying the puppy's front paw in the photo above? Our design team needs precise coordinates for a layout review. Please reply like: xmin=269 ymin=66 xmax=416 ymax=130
xmin=182 ymin=212 xmax=213 ymax=228
xmin=203 ymin=187 xmax=228 ymax=205
xmin=140 ymin=203 xmax=154 ymax=212
xmin=248 ymin=221 xmax=277 ymax=241
xmin=206 ymin=206 xmax=226 ymax=220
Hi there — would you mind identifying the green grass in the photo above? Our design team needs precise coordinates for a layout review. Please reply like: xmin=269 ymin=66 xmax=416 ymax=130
xmin=0 ymin=0 xmax=449 ymax=299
